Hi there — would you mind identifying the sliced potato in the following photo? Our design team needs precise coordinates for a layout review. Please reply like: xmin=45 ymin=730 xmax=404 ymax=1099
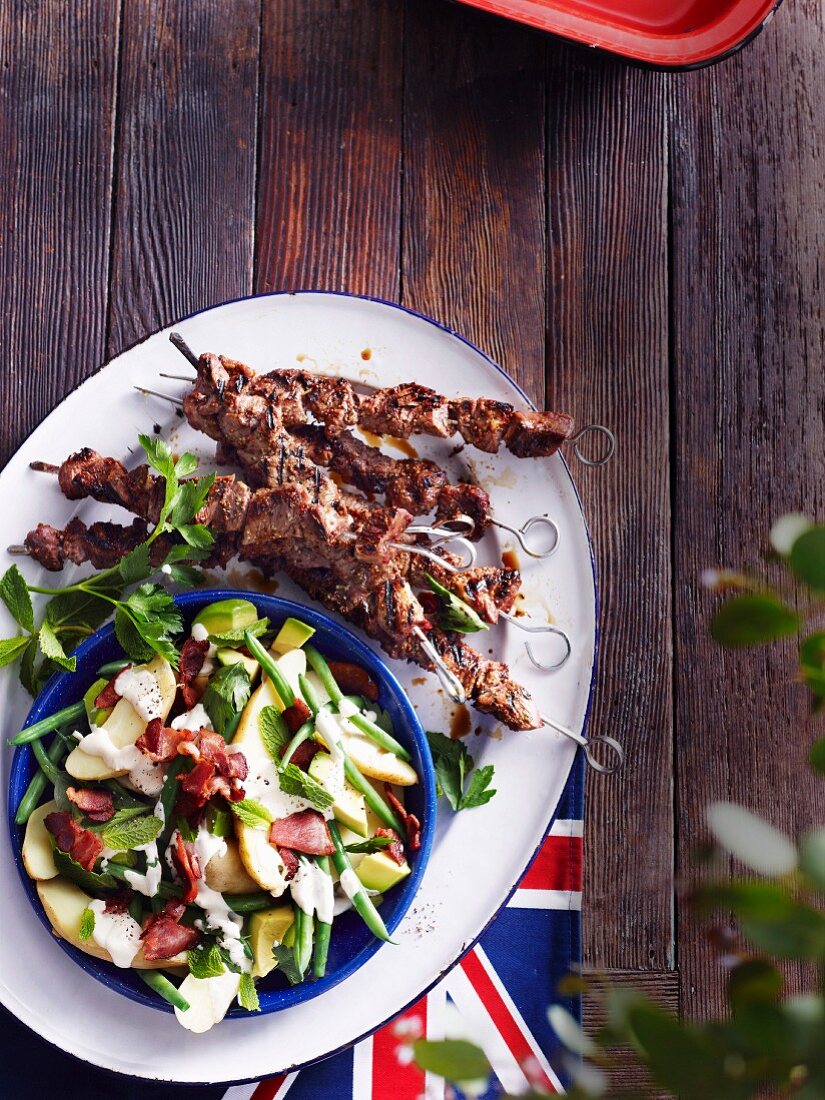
xmin=338 ymin=729 xmax=418 ymax=786
xmin=232 ymin=648 xmax=307 ymax=893
xmin=204 ymin=838 xmax=260 ymax=895
xmin=174 ymin=970 xmax=241 ymax=1033
xmin=22 ymin=800 xmax=58 ymax=881
xmin=36 ymin=878 xmax=187 ymax=969
xmin=66 ymin=657 xmax=176 ymax=781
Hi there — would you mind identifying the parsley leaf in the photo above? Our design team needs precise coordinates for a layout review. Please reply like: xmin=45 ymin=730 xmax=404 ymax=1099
xmin=187 ymin=943 xmax=226 ymax=980
xmin=426 ymin=731 xmax=496 ymax=812
xmin=238 ymin=972 xmax=260 ymax=1012
xmin=169 ymin=475 xmax=216 ymax=529
xmin=203 ymin=663 xmax=252 ymax=737
xmin=118 ymin=543 xmax=152 ymax=585
xmin=166 ymin=563 xmax=206 ymax=588
xmin=259 ymin=705 xmax=289 ymax=763
xmin=78 ymin=907 xmax=95 ymax=941
xmin=114 ymin=606 xmax=156 ymax=663
xmin=230 ymin=799 xmax=273 ymax=830
xmin=101 ymin=813 xmax=163 ymax=851
xmin=279 ymin=763 xmax=334 ymax=811
xmin=272 ymin=943 xmax=304 ymax=985
xmin=0 ymin=565 xmax=34 ymax=632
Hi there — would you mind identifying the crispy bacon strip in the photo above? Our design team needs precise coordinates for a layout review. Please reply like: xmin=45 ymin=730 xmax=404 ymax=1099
xmin=137 ymin=717 xmax=189 ymax=763
xmin=326 ymin=661 xmax=379 ymax=702
xmin=279 ymin=846 xmax=299 ymax=881
xmin=282 ymin=740 xmax=319 ymax=772
xmin=141 ymin=899 xmax=200 ymax=960
xmin=44 ymin=811 xmax=104 ymax=872
xmin=269 ymin=810 xmax=334 ymax=856
xmin=172 ymin=832 xmax=202 ymax=904
xmin=179 ymin=636 xmax=210 ymax=707
xmin=104 ymin=889 xmax=134 ymax=915
xmin=375 ymin=826 xmax=406 ymax=866
xmin=94 ymin=669 xmax=128 ymax=711
xmin=282 ymin=698 xmax=312 ymax=734
xmin=65 ymin=786 xmax=115 ymax=823
xmin=384 ymin=786 xmax=421 ymax=852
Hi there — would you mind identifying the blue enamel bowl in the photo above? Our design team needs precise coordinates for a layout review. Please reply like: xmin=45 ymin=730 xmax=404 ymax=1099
xmin=7 ymin=590 xmax=436 ymax=1016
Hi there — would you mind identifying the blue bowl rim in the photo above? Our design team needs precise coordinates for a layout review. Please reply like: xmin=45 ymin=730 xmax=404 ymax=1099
xmin=7 ymin=589 xmax=437 ymax=1018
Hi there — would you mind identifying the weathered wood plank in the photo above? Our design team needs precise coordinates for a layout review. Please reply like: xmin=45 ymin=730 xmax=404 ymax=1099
xmin=402 ymin=0 xmax=546 ymax=402
xmin=546 ymin=48 xmax=672 ymax=972
xmin=671 ymin=1 xmax=825 ymax=1018
xmin=107 ymin=0 xmax=259 ymax=357
xmin=256 ymin=0 xmax=403 ymax=299
xmin=0 ymin=1 xmax=120 ymax=464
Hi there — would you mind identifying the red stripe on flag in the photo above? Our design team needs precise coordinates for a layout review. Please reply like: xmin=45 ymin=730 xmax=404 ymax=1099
xmin=250 ymin=1076 xmax=287 ymax=1100
xmin=460 ymin=951 xmax=558 ymax=1094
xmin=372 ymin=996 xmax=428 ymax=1099
xmin=518 ymin=834 xmax=582 ymax=892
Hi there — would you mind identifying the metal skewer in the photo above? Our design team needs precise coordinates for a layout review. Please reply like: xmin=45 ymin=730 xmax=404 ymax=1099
xmin=499 ymin=613 xmax=572 ymax=672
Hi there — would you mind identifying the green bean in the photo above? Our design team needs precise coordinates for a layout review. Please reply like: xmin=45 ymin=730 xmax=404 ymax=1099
xmin=345 ymin=712 xmax=411 ymax=763
xmin=10 ymin=701 xmax=85 ymax=745
xmin=312 ymin=856 xmax=333 ymax=979
xmin=328 ymin=822 xmax=392 ymax=944
xmin=298 ymin=673 xmax=322 ymax=716
xmin=103 ymin=779 xmax=151 ymax=809
xmin=341 ymin=757 xmax=404 ymax=833
xmin=157 ymin=756 xmax=187 ymax=854
xmin=304 ymin=645 xmax=343 ymax=706
xmin=31 ymin=737 xmax=60 ymax=783
xmin=15 ymin=735 xmax=68 ymax=825
xmin=281 ymin=720 xmax=314 ymax=767
xmin=137 ymin=971 xmax=190 ymax=1012
xmin=292 ymin=903 xmax=314 ymax=980
xmin=96 ymin=659 xmax=130 ymax=678
xmin=244 ymin=631 xmax=294 ymax=708
xmin=225 ymin=891 xmax=277 ymax=914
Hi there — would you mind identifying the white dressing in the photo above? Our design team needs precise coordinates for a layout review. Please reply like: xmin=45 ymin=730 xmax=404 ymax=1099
xmin=290 ymin=859 xmax=334 ymax=924
xmin=75 ymin=725 xmax=165 ymax=796
xmin=171 ymin=702 xmax=213 ymax=732
xmin=338 ymin=868 xmax=363 ymax=901
xmin=87 ymin=898 xmax=142 ymax=968
xmin=188 ymin=827 xmax=250 ymax=973
xmin=113 ymin=666 xmax=164 ymax=722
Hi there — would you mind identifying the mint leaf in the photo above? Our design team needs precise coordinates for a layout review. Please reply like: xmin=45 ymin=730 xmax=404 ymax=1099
xmin=38 ymin=620 xmax=76 ymax=672
xmin=0 ymin=565 xmax=34 ymax=632
xmin=187 ymin=943 xmax=225 ymax=980
xmin=259 ymin=705 xmax=288 ymax=763
xmin=344 ymin=837 xmax=393 ymax=854
xmin=78 ymin=907 xmax=96 ymax=941
xmin=203 ymin=663 xmax=252 ymax=737
xmin=789 ymin=526 xmax=825 ymax=592
xmin=710 ymin=595 xmax=799 ymax=647
xmin=0 ymin=636 xmax=33 ymax=669
xmin=102 ymin=813 xmax=163 ymax=851
xmin=230 ymin=799 xmax=273 ymax=830
xmin=238 ymin=972 xmax=260 ymax=1012
xmin=88 ymin=806 xmax=146 ymax=832
xmin=119 ymin=543 xmax=152 ymax=585
xmin=272 ymin=943 xmax=304 ymax=985
xmin=45 ymin=586 xmax=115 ymax=634
xmin=279 ymin=763 xmax=334 ymax=811
xmin=19 ymin=634 xmax=40 ymax=695
xmin=459 ymin=765 xmax=496 ymax=809
xmin=424 ymin=574 xmax=488 ymax=635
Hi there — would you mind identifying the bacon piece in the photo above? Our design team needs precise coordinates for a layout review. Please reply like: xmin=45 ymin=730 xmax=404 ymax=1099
xmin=279 ymin=847 xmax=299 ymax=881
xmin=65 ymin=786 xmax=115 ymax=823
xmin=104 ymin=889 xmax=134 ymax=915
xmin=199 ymin=730 xmax=249 ymax=781
xmin=326 ymin=661 xmax=380 ymax=702
xmin=136 ymin=717 xmax=188 ymax=763
xmin=375 ymin=827 xmax=406 ymax=866
xmin=94 ymin=670 xmax=128 ymax=711
xmin=269 ymin=810 xmax=334 ymax=856
xmin=171 ymin=831 xmax=202 ymax=904
xmin=180 ymin=636 xmax=209 ymax=684
xmin=282 ymin=698 xmax=312 ymax=734
xmin=44 ymin=811 xmax=104 ymax=872
xmin=141 ymin=900 xmax=200 ymax=961
xmin=282 ymin=740 xmax=319 ymax=772
xmin=384 ymin=786 xmax=421 ymax=851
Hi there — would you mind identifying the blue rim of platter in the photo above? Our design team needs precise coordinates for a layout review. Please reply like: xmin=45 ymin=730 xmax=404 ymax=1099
xmin=8 ymin=590 xmax=437 ymax=1017
xmin=1 ymin=290 xmax=598 ymax=1084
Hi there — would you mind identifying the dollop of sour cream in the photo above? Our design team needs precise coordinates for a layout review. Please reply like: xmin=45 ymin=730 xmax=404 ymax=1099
xmin=171 ymin=702 xmax=213 ymax=733
xmin=87 ymin=898 xmax=142 ymax=968
xmin=113 ymin=666 xmax=164 ymax=722
xmin=290 ymin=859 xmax=334 ymax=924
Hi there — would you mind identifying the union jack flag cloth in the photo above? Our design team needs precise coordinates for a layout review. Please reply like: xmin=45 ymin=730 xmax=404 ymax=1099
xmin=3 ymin=759 xmax=583 ymax=1098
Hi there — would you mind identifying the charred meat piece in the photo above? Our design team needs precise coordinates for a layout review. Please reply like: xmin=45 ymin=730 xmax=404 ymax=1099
xmin=503 ymin=410 xmax=576 ymax=458
xmin=411 ymin=561 xmax=522 ymax=624
xmin=25 ymin=517 xmax=149 ymax=571
xmin=358 ymin=383 xmax=453 ymax=439
xmin=434 ymin=482 xmax=492 ymax=539
xmin=448 ymin=398 xmax=514 ymax=453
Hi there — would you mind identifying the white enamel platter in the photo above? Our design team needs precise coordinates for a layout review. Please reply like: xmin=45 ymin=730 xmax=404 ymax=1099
xmin=0 ymin=292 xmax=595 ymax=1084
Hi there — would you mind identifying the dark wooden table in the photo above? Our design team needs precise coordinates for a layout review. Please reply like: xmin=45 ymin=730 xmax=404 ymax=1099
xmin=1 ymin=0 xmax=823 ymax=1059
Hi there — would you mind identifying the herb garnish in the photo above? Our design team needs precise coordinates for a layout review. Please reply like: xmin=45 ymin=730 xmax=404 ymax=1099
xmin=202 ymin=662 xmax=252 ymax=737
xmin=278 ymin=763 xmax=334 ymax=811
xmin=424 ymin=574 xmax=488 ymax=634
xmin=230 ymin=799 xmax=274 ymax=830
xmin=426 ymin=730 xmax=496 ymax=810
xmin=237 ymin=973 xmax=260 ymax=1012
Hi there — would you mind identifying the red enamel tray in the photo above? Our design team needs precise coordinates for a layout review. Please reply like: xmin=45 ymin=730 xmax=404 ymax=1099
xmin=455 ymin=0 xmax=782 ymax=68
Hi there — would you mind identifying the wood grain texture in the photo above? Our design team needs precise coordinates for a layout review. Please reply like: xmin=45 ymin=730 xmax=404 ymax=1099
xmin=0 ymin=1 xmax=119 ymax=465
xmin=545 ymin=48 xmax=673 ymax=972
xmin=402 ymin=0 xmax=546 ymax=402
xmin=107 ymin=0 xmax=259 ymax=357
xmin=671 ymin=0 xmax=825 ymax=1019
xmin=256 ymin=0 xmax=403 ymax=299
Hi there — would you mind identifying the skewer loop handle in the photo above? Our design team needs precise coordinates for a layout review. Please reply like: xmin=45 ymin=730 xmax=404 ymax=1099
xmin=493 ymin=516 xmax=560 ymax=558
xmin=569 ymin=424 xmax=616 ymax=467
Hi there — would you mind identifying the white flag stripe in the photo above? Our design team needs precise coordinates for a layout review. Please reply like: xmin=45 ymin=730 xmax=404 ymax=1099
xmin=508 ymin=889 xmax=582 ymax=911
xmin=352 ymin=1031 xmax=374 ymax=1099
xmin=548 ymin=819 xmax=584 ymax=838
xmin=471 ymin=945 xmax=564 ymax=1094
xmin=425 ymin=986 xmax=448 ymax=1100
xmin=222 ymin=1086 xmax=258 ymax=1100
xmin=444 ymin=964 xmax=529 ymax=1095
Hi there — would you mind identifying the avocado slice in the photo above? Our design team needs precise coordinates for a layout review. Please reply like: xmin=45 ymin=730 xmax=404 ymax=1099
xmin=249 ymin=905 xmax=295 ymax=978
xmin=308 ymin=752 xmax=369 ymax=837
xmin=356 ymin=851 xmax=411 ymax=893
xmin=83 ymin=676 xmax=113 ymax=727
xmin=216 ymin=647 xmax=259 ymax=680
xmin=192 ymin=598 xmax=259 ymax=638
xmin=272 ymin=617 xmax=315 ymax=655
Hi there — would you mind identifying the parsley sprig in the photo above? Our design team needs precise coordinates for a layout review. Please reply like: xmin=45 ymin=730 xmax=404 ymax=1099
xmin=0 ymin=435 xmax=215 ymax=694
xmin=426 ymin=730 xmax=496 ymax=811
